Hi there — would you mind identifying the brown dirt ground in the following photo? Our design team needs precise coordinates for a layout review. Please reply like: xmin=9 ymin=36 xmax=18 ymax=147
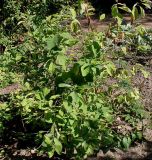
xmin=80 ymin=14 xmax=152 ymax=32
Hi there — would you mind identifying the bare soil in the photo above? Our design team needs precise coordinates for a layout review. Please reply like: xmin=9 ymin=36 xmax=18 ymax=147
xmin=80 ymin=14 xmax=152 ymax=32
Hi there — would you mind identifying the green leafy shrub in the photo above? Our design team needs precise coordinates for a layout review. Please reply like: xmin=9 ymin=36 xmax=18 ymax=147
xmin=0 ymin=1 xmax=151 ymax=159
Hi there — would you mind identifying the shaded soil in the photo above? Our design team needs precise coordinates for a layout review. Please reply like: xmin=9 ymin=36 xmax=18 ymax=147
xmin=88 ymin=141 xmax=152 ymax=160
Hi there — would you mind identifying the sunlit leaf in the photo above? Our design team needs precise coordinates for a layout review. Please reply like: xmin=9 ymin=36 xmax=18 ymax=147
xmin=54 ymin=138 xmax=62 ymax=154
xmin=100 ymin=14 xmax=105 ymax=21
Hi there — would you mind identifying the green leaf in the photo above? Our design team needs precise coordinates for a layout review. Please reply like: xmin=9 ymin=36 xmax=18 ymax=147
xmin=80 ymin=3 xmax=87 ymax=14
xmin=50 ymin=95 xmax=60 ymax=100
xmin=70 ymin=8 xmax=77 ymax=19
xmin=15 ymin=54 xmax=22 ymax=61
xmin=100 ymin=14 xmax=105 ymax=21
xmin=81 ymin=64 xmax=90 ymax=77
xmin=60 ymin=32 xmax=73 ymax=39
xmin=142 ymin=2 xmax=151 ymax=9
xmin=112 ymin=5 xmax=119 ymax=17
xmin=122 ymin=137 xmax=131 ymax=149
xmin=140 ymin=7 xmax=145 ymax=18
xmin=58 ymin=83 xmax=71 ymax=88
xmin=44 ymin=112 xmax=53 ymax=123
xmin=132 ymin=4 xmax=139 ymax=20
xmin=70 ymin=91 xmax=79 ymax=104
xmin=44 ymin=135 xmax=52 ymax=145
xmin=90 ymin=41 xmax=101 ymax=57
xmin=131 ymin=133 xmax=137 ymax=141
xmin=47 ymin=35 xmax=58 ymax=50
xmin=43 ymin=87 xmax=50 ymax=97
xmin=63 ymin=101 xmax=72 ymax=113
xmin=119 ymin=6 xmax=132 ymax=13
xmin=49 ymin=100 xmax=53 ymax=107
xmin=104 ymin=62 xmax=116 ymax=76
xmin=70 ymin=19 xmax=81 ymax=33
xmin=56 ymin=54 xmax=67 ymax=68
xmin=116 ymin=16 xmax=123 ymax=26
xmin=48 ymin=62 xmax=56 ymax=74
xmin=24 ymin=82 xmax=31 ymax=90
xmin=112 ymin=6 xmax=117 ymax=17
xmin=54 ymin=138 xmax=62 ymax=154
xmin=80 ymin=103 xmax=87 ymax=114
xmin=21 ymin=99 xmax=28 ymax=107
xmin=86 ymin=146 xmax=93 ymax=155
xmin=48 ymin=150 xmax=54 ymax=158
xmin=121 ymin=46 xmax=127 ymax=55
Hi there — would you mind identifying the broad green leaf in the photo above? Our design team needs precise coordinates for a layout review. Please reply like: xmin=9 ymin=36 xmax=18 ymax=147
xmin=50 ymin=95 xmax=60 ymax=100
xmin=119 ymin=6 xmax=131 ymax=13
xmin=100 ymin=14 xmax=105 ymax=21
xmin=140 ymin=7 xmax=145 ymax=18
xmin=132 ymin=4 xmax=139 ymax=21
xmin=15 ymin=54 xmax=22 ymax=61
xmin=56 ymin=54 xmax=67 ymax=67
xmin=122 ymin=137 xmax=131 ymax=149
xmin=60 ymin=32 xmax=73 ymax=39
xmin=24 ymin=82 xmax=31 ymax=90
xmin=51 ymin=124 xmax=55 ymax=135
xmin=69 ymin=119 xmax=74 ymax=125
xmin=81 ymin=64 xmax=90 ymax=77
xmin=131 ymin=133 xmax=137 ymax=141
xmin=21 ymin=99 xmax=28 ymax=106
xmin=44 ymin=135 xmax=52 ymax=145
xmin=70 ymin=19 xmax=81 ymax=33
xmin=112 ymin=5 xmax=118 ymax=17
xmin=116 ymin=16 xmax=123 ymax=26
xmin=43 ymin=87 xmax=50 ymax=97
xmin=80 ymin=3 xmax=87 ymax=14
xmin=48 ymin=62 xmax=56 ymax=74
xmin=112 ymin=5 xmax=123 ymax=18
xmin=121 ymin=46 xmax=127 ymax=55
xmin=54 ymin=138 xmax=62 ymax=154
xmin=70 ymin=112 xmax=78 ymax=120
xmin=48 ymin=150 xmax=54 ymax=158
xmin=91 ymin=41 xmax=101 ymax=57
xmin=35 ymin=93 xmax=42 ymax=100
xmin=63 ymin=101 xmax=72 ymax=113
xmin=59 ymin=110 xmax=64 ymax=117
xmin=58 ymin=83 xmax=71 ymax=88
xmin=80 ymin=103 xmax=87 ymax=114
xmin=0 ymin=103 xmax=8 ymax=109
xmin=104 ymin=62 xmax=116 ymax=76
xmin=47 ymin=36 xmax=58 ymax=50
xmin=86 ymin=146 xmax=93 ymax=155
xmin=70 ymin=8 xmax=77 ymax=19
xmin=70 ymin=91 xmax=79 ymax=104
xmin=49 ymin=100 xmax=53 ymax=107
xmin=142 ymin=2 xmax=151 ymax=9
xmin=102 ymin=107 xmax=113 ymax=122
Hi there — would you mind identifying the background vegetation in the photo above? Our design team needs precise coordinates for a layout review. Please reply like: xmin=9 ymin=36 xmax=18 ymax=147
xmin=0 ymin=0 xmax=152 ymax=159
